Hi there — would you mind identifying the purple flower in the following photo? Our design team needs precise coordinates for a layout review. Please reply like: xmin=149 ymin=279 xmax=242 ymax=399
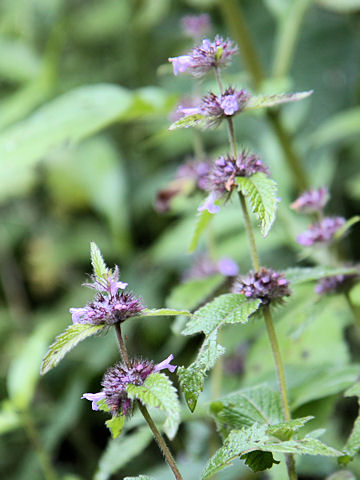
xmin=218 ymin=258 xmax=239 ymax=277
xmin=207 ymin=151 xmax=269 ymax=195
xmin=296 ymin=217 xmax=345 ymax=247
xmin=291 ymin=187 xmax=329 ymax=214
xmin=82 ymin=356 xmax=176 ymax=416
xmin=199 ymin=88 xmax=250 ymax=127
xmin=70 ymin=267 xmax=144 ymax=326
xmin=176 ymin=158 xmax=211 ymax=191
xmin=183 ymin=255 xmax=239 ymax=280
xmin=315 ymin=274 xmax=357 ymax=295
xmin=198 ymin=191 xmax=220 ymax=214
xmin=181 ymin=14 xmax=212 ymax=39
xmin=232 ymin=267 xmax=291 ymax=305
xmin=169 ymin=35 xmax=238 ymax=77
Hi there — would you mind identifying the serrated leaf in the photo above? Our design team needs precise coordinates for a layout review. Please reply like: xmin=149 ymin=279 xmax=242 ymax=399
xmin=268 ymin=416 xmax=313 ymax=441
xmin=189 ymin=208 xmax=214 ymax=252
xmin=40 ymin=323 xmax=106 ymax=375
xmin=140 ymin=308 xmax=192 ymax=317
xmin=244 ymin=91 xmax=313 ymax=111
xmin=179 ymin=294 xmax=260 ymax=411
xmin=95 ymin=427 xmax=153 ymax=480
xmin=339 ymin=382 xmax=360 ymax=464
xmin=90 ymin=241 xmax=108 ymax=278
xmin=283 ymin=266 xmax=358 ymax=285
xmin=169 ymin=113 xmax=207 ymax=130
xmin=236 ymin=174 xmax=278 ymax=237
xmin=105 ymin=415 xmax=125 ymax=439
xmin=201 ymin=423 xmax=343 ymax=479
xmin=126 ymin=373 xmax=180 ymax=439
xmin=242 ymin=450 xmax=279 ymax=472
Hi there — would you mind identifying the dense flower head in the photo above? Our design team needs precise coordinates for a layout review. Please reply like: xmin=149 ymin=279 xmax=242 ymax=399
xmin=232 ymin=267 xmax=291 ymax=304
xmin=296 ymin=216 xmax=345 ymax=247
xmin=183 ymin=255 xmax=239 ymax=280
xmin=169 ymin=35 xmax=238 ymax=77
xmin=82 ymin=355 xmax=176 ymax=416
xmin=207 ymin=151 xmax=269 ymax=195
xmin=315 ymin=274 xmax=357 ymax=295
xmin=176 ymin=158 xmax=211 ymax=191
xmin=181 ymin=14 xmax=211 ymax=39
xmin=291 ymin=187 xmax=329 ymax=214
xmin=70 ymin=267 xmax=144 ymax=326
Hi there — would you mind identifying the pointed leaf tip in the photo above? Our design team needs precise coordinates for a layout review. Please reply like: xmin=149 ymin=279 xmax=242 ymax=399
xmin=90 ymin=242 xmax=108 ymax=279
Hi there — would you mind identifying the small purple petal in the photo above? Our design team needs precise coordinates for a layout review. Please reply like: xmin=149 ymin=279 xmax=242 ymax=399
xmin=81 ymin=392 xmax=106 ymax=411
xmin=220 ymin=95 xmax=239 ymax=115
xmin=168 ymin=55 xmax=192 ymax=75
xmin=70 ymin=307 xmax=88 ymax=324
xmin=176 ymin=105 xmax=203 ymax=117
xmin=154 ymin=354 xmax=177 ymax=373
xmin=198 ymin=192 xmax=220 ymax=214
xmin=217 ymin=258 xmax=239 ymax=276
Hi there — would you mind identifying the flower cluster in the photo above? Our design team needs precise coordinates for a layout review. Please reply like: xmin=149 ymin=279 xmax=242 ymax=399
xmin=82 ymin=355 xmax=176 ymax=416
xmin=315 ymin=274 xmax=356 ymax=295
xmin=169 ymin=35 xmax=237 ymax=77
xmin=183 ymin=255 xmax=239 ymax=280
xmin=232 ymin=267 xmax=291 ymax=304
xmin=296 ymin=217 xmax=345 ymax=247
xmin=70 ymin=267 xmax=144 ymax=326
xmin=207 ymin=151 xmax=269 ymax=195
xmin=291 ymin=187 xmax=329 ymax=214
xmin=181 ymin=14 xmax=211 ymax=39
xmin=178 ymin=87 xmax=250 ymax=128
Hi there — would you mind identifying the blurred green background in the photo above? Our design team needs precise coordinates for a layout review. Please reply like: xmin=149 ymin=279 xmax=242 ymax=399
xmin=1 ymin=0 xmax=360 ymax=479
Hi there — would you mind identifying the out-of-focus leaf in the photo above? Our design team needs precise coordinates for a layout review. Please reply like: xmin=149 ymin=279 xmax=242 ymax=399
xmin=284 ymin=266 xmax=358 ymax=285
xmin=40 ymin=323 xmax=106 ymax=375
xmin=0 ymin=401 xmax=22 ymax=434
xmin=126 ymin=373 xmax=180 ymax=439
xmin=316 ymin=0 xmax=360 ymax=13
xmin=244 ymin=91 xmax=313 ymax=111
xmin=140 ymin=308 xmax=192 ymax=317
xmin=0 ymin=39 xmax=41 ymax=83
xmin=326 ymin=472 xmax=356 ymax=480
xmin=311 ymin=107 xmax=360 ymax=147
xmin=169 ymin=113 xmax=207 ymax=131
xmin=236 ymin=174 xmax=279 ymax=237
xmin=189 ymin=207 xmax=215 ymax=252
xmin=7 ymin=322 xmax=56 ymax=409
xmin=334 ymin=216 xmax=360 ymax=240
xmin=0 ymin=84 xmax=132 ymax=202
xmin=338 ymin=383 xmax=360 ymax=465
xmin=94 ymin=427 xmax=153 ymax=480
xmin=124 ymin=477 xmax=155 ymax=480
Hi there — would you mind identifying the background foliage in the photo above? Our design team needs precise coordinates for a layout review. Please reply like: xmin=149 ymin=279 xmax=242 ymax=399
xmin=1 ymin=0 xmax=360 ymax=479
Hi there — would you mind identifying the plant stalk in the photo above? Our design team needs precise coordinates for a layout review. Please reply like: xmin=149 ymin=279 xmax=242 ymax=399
xmin=345 ymin=291 xmax=360 ymax=332
xmin=115 ymin=324 xmax=183 ymax=480
xmin=238 ymin=193 xmax=260 ymax=272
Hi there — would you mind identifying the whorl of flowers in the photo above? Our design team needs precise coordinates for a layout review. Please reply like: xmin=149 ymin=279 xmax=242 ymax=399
xmin=183 ymin=255 xmax=239 ymax=280
xmin=315 ymin=274 xmax=357 ymax=295
xmin=291 ymin=187 xmax=329 ymax=214
xmin=169 ymin=35 xmax=238 ymax=77
xmin=82 ymin=355 xmax=176 ymax=416
xmin=296 ymin=217 xmax=345 ymax=247
xmin=181 ymin=14 xmax=211 ymax=39
xmin=207 ymin=151 xmax=270 ymax=195
xmin=232 ymin=267 xmax=291 ymax=305
xmin=70 ymin=267 xmax=144 ymax=326
xmin=176 ymin=158 xmax=211 ymax=191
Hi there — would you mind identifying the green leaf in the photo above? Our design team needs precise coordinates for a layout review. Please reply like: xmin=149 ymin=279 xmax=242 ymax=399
xmin=311 ymin=107 xmax=360 ymax=147
xmin=124 ymin=477 xmax=155 ymax=480
xmin=267 ymin=417 xmax=314 ymax=441
xmin=179 ymin=294 xmax=260 ymax=411
xmin=236 ymin=174 xmax=278 ymax=237
xmin=126 ymin=373 xmax=180 ymax=439
xmin=316 ymin=0 xmax=360 ymax=14
xmin=168 ymin=113 xmax=207 ymax=130
xmin=326 ymin=471 xmax=357 ymax=480
xmin=105 ymin=415 xmax=125 ymax=439
xmin=201 ymin=423 xmax=343 ymax=479
xmin=40 ymin=323 xmax=106 ymax=375
xmin=242 ymin=450 xmax=279 ymax=472
xmin=90 ymin=242 xmax=108 ymax=279
xmin=189 ymin=207 xmax=214 ymax=253
xmin=339 ymin=382 xmax=360 ymax=464
xmin=0 ymin=401 xmax=22 ymax=434
xmin=244 ymin=91 xmax=313 ymax=111
xmin=94 ymin=427 xmax=153 ymax=480
xmin=140 ymin=308 xmax=192 ymax=317
xmin=283 ymin=266 xmax=358 ymax=285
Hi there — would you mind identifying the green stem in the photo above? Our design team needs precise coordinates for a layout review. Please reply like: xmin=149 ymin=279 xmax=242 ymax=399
xmin=22 ymin=412 xmax=58 ymax=480
xmin=239 ymin=193 xmax=260 ymax=272
xmin=115 ymin=324 xmax=183 ymax=480
xmin=227 ymin=117 xmax=237 ymax=158
xmin=219 ymin=0 xmax=264 ymax=89
xmin=345 ymin=292 xmax=360 ymax=332
xmin=137 ymin=402 xmax=183 ymax=480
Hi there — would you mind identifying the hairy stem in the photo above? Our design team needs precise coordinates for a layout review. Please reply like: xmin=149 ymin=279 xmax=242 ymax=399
xmin=114 ymin=324 xmax=183 ymax=480
xmin=23 ymin=412 xmax=58 ymax=480
xmin=239 ymin=193 xmax=260 ymax=272
xmin=138 ymin=402 xmax=183 ymax=480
